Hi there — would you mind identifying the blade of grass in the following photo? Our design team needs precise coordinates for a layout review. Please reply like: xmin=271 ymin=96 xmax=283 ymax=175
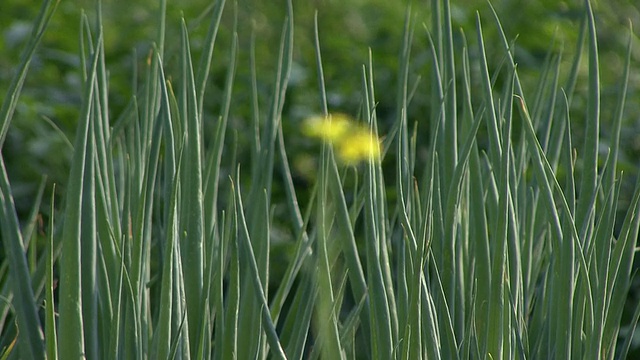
xmin=555 ymin=93 xmax=577 ymax=359
xmin=203 ymin=31 xmax=237 ymax=242
xmin=316 ymin=142 xmax=346 ymax=360
xmin=602 ymin=175 xmax=640 ymax=354
xmin=279 ymin=270 xmax=316 ymax=359
xmin=395 ymin=13 xmax=415 ymax=353
xmin=474 ymin=14 xmax=502 ymax=165
xmin=178 ymin=19 xmax=206 ymax=357
xmin=270 ymin=132 xmax=317 ymax=320
xmin=312 ymin=12 xmax=372 ymax=352
xmin=360 ymin=58 xmax=395 ymax=360
xmin=618 ymin=281 xmax=640 ymax=359
xmin=195 ymin=0 xmax=227 ymax=116
xmin=233 ymin=170 xmax=288 ymax=360
xmin=441 ymin=0 xmax=458 ymax=182
xmin=155 ymin=144 xmax=184 ymax=360
xmin=485 ymin=65 xmax=513 ymax=359
xmin=45 ymin=185 xmax=57 ymax=360
xmin=238 ymin=2 xmax=293 ymax=357
xmin=57 ymin=35 xmax=102 ymax=359
xmin=575 ymin=0 xmax=600 ymax=244
xmin=0 ymin=157 xmax=45 ymax=359
xmin=220 ymin=204 xmax=240 ymax=360
xmin=80 ymin=90 xmax=98 ymax=360
xmin=0 ymin=0 xmax=58 ymax=148
xmin=603 ymin=25 xmax=632 ymax=193
xmin=200 ymin=30 xmax=237 ymax=360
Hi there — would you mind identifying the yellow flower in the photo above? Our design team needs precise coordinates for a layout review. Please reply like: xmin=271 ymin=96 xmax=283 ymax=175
xmin=302 ymin=113 xmax=352 ymax=142
xmin=336 ymin=130 xmax=381 ymax=165
xmin=302 ymin=113 xmax=381 ymax=165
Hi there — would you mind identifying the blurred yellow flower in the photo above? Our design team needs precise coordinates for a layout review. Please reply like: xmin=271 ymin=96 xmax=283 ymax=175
xmin=336 ymin=130 xmax=381 ymax=165
xmin=302 ymin=113 xmax=381 ymax=165
xmin=302 ymin=113 xmax=352 ymax=142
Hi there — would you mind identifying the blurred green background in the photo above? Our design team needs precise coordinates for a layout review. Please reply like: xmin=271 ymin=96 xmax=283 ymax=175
xmin=1 ymin=0 xmax=640 ymax=351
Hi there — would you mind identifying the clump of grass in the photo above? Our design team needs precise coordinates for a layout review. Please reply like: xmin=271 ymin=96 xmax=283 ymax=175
xmin=0 ymin=0 xmax=638 ymax=359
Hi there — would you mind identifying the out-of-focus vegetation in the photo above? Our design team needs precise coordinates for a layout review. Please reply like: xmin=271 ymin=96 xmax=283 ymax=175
xmin=2 ymin=0 xmax=639 ymax=216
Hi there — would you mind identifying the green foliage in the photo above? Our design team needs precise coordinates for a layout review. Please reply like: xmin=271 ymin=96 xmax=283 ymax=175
xmin=1 ymin=0 xmax=640 ymax=358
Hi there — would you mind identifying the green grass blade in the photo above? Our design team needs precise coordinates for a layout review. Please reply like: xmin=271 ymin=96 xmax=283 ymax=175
xmin=155 ymin=146 xmax=184 ymax=360
xmin=312 ymin=12 xmax=372 ymax=350
xmin=80 ymin=92 xmax=98 ymax=360
xmin=279 ymin=271 xmax=315 ymax=359
xmin=485 ymin=67 xmax=514 ymax=359
xmin=238 ymin=2 xmax=293 ymax=357
xmin=57 ymin=35 xmax=102 ymax=359
xmin=602 ymin=176 xmax=640 ymax=354
xmin=474 ymin=14 xmax=502 ymax=165
xmin=0 ymin=157 xmax=45 ymax=359
xmin=45 ymin=186 xmax=58 ymax=360
xmin=554 ymin=94 xmax=577 ymax=359
xmin=575 ymin=0 xmax=600 ymax=241
xmin=603 ymin=26 xmax=632 ymax=192
xmin=316 ymin=145 xmax=346 ymax=360
xmin=360 ymin=59 xmax=394 ymax=360
xmin=0 ymin=0 xmax=58 ymax=148
xmin=233 ymin=172 xmax=288 ymax=360
xmin=200 ymin=30 xmax=237 ymax=360
xmin=195 ymin=0 xmax=227 ymax=116
xmin=220 ymin=205 xmax=240 ymax=360
xmin=618 ymin=287 xmax=640 ymax=360
xmin=441 ymin=0 xmax=458 ymax=181
xmin=178 ymin=19 xmax=205 ymax=356
xmin=203 ymin=30 xmax=237 ymax=242
xmin=270 ymin=129 xmax=316 ymax=320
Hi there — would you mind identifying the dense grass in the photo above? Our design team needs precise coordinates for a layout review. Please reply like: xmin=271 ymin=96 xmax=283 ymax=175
xmin=1 ymin=0 xmax=639 ymax=358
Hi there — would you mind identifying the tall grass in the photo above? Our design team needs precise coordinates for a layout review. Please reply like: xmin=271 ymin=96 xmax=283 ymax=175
xmin=0 ymin=0 xmax=638 ymax=358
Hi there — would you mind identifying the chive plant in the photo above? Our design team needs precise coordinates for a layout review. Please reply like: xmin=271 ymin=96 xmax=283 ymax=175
xmin=0 ymin=0 xmax=638 ymax=359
